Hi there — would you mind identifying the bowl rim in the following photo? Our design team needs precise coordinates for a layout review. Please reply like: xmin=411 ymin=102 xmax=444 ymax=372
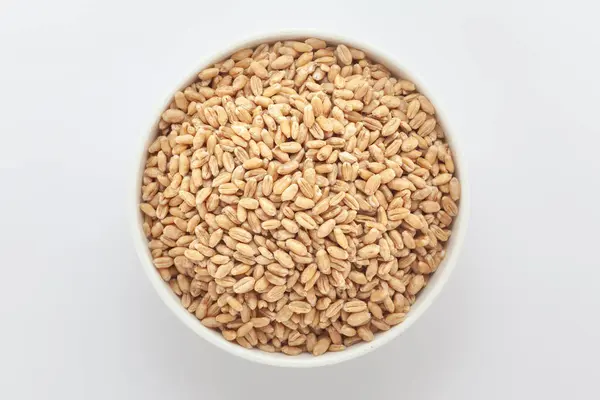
xmin=130 ymin=30 xmax=470 ymax=368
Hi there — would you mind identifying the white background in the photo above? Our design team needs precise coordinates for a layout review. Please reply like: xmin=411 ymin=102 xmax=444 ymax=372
xmin=1 ymin=0 xmax=599 ymax=398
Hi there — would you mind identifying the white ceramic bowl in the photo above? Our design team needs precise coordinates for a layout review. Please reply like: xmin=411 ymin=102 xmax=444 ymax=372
xmin=131 ymin=32 xmax=469 ymax=368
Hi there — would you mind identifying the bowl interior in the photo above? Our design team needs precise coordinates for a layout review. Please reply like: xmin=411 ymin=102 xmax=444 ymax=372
xmin=132 ymin=32 xmax=469 ymax=367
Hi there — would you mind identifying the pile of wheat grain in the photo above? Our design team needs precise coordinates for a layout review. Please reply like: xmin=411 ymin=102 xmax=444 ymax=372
xmin=140 ymin=38 xmax=460 ymax=355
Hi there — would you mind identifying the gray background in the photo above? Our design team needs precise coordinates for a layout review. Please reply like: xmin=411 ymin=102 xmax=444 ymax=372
xmin=1 ymin=0 xmax=599 ymax=398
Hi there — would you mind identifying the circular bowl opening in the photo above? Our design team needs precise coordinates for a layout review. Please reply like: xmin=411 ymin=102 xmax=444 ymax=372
xmin=131 ymin=32 xmax=469 ymax=368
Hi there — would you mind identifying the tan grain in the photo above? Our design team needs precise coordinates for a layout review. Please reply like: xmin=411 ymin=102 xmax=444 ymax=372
xmin=347 ymin=311 xmax=371 ymax=327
